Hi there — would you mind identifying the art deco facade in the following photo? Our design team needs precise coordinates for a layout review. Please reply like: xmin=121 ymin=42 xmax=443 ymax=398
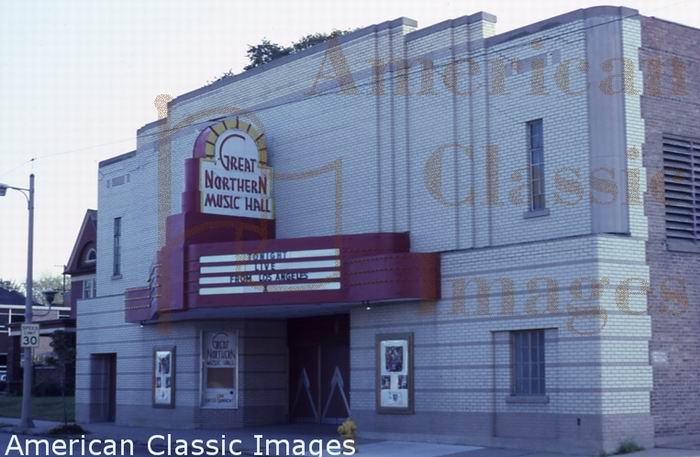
xmin=74 ymin=6 xmax=700 ymax=454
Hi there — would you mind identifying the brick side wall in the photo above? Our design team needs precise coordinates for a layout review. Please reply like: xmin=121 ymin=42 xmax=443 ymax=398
xmin=641 ymin=17 xmax=700 ymax=437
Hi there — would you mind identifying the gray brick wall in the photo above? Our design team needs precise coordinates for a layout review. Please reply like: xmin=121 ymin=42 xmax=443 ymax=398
xmin=76 ymin=293 xmax=288 ymax=428
xmin=350 ymin=233 xmax=654 ymax=454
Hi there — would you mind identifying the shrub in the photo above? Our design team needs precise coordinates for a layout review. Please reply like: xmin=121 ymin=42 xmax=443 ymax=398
xmin=48 ymin=423 xmax=86 ymax=436
xmin=34 ymin=381 xmax=60 ymax=396
xmin=33 ymin=380 xmax=62 ymax=397
xmin=616 ymin=440 xmax=644 ymax=454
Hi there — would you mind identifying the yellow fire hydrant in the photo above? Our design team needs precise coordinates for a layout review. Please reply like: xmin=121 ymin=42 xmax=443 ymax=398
xmin=337 ymin=418 xmax=357 ymax=453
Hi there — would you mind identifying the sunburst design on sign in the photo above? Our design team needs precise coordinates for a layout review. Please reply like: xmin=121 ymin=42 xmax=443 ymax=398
xmin=197 ymin=116 xmax=274 ymax=220
xmin=201 ymin=117 xmax=268 ymax=165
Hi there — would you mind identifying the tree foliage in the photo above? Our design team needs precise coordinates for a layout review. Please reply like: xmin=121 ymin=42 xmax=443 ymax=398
xmin=244 ymin=39 xmax=292 ymax=71
xmin=0 ymin=274 xmax=67 ymax=304
xmin=211 ymin=29 xmax=351 ymax=83
xmin=32 ymin=274 xmax=67 ymax=304
xmin=47 ymin=331 xmax=76 ymax=424
xmin=0 ymin=278 xmax=22 ymax=293
xmin=48 ymin=331 xmax=76 ymax=369
xmin=290 ymin=30 xmax=350 ymax=53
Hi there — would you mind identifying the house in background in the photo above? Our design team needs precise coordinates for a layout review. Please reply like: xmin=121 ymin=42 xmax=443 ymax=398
xmin=63 ymin=209 xmax=98 ymax=318
xmin=0 ymin=287 xmax=28 ymax=382
xmin=3 ymin=287 xmax=72 ymax=394
xmin=1 ymin=210 xmax=94 ymax=393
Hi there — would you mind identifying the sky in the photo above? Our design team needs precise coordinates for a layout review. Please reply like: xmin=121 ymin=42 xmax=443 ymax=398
xmin=0 ymin=0 xmax=698 ymax=283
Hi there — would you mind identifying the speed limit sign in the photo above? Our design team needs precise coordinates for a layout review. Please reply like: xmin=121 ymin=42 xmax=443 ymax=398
xmin=21 ymin=324 xmax=40 ymax=348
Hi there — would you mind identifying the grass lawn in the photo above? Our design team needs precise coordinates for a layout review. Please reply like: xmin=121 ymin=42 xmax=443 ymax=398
xmin=0 ymin=396 xmax=75 ymax=422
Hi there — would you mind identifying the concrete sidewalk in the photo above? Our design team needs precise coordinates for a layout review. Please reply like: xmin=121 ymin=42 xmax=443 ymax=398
xmin=1 ymin=417 xmax=698 ymax=457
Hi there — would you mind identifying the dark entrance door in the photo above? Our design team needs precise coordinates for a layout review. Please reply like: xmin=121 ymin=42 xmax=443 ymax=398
xmin=90 ymin=353 xmax=116 ymax=422
xmin=288 ymin=315 xmax=350 ymax=424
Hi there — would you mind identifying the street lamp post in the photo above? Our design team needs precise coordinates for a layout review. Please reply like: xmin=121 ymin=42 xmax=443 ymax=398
xmin=0 ymin=174 xmax=35 ymax=429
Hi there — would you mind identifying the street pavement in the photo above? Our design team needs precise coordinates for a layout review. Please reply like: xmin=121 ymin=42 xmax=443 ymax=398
xmin=0 ymin=417 xmax=699 ymax=457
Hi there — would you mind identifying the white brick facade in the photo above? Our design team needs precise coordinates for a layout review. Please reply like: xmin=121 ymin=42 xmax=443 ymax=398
xmin=76 ymin=6 xmax=661 ymax=454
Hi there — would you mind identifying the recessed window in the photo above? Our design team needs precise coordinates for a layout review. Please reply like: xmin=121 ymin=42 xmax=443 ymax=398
xmin=82 ymin=278 xmax=96 ymax=299
xmin=113 ymin=217 xmax=121 ymax=277
xmin=511 ymin=329 xmax=546 ymax=396
xmin=527 ymin=119 xmax=545 ymax=211
xmin=84 ymin=247 xmax=96 ymax=264
xmin=663 ymin=135 xmax=700 ymax=251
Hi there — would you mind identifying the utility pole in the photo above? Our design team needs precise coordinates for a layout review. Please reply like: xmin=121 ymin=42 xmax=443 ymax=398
xmin=19 ymin=173 xmax=35 ymax=429
xmin=0 ymin=174 xmax=36 ymax=428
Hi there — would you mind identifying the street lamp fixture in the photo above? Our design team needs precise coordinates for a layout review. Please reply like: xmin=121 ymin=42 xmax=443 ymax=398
xmin=42 ymin=288 xmax=56 ymax=306
xmin=0 ymin=174 xmax=35 ymax=429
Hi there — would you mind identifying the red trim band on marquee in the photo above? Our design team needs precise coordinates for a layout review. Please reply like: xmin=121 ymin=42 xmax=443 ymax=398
xmin=125 ymin=232 xmax=440 ymax=323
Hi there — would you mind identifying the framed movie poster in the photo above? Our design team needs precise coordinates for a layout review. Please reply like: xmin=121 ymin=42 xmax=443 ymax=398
xmin=201 ymin=330 xmax=239 ymax=409
xmin=153 ymin=346 xmax=176 ymax=408
xmin=376 ymin=333 xmax=414 ymax=414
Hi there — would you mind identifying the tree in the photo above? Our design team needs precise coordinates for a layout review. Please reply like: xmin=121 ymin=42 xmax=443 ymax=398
xmin=46 ymin=331 xmax=76 ymax=425
xmin=0 ymin=274 xmax=66 ymax=304
xmin=290 ymin=30 xmax=348 ymax=53
xmin=0 ymin=278 xmax=23 ymax=293
xmin=243 ymin=39 xmax=292 ymax=71
xmin=211 ymin=29 xmax=351 ymax=83
xmin=31 ymin=274 xmax=68 ymax=305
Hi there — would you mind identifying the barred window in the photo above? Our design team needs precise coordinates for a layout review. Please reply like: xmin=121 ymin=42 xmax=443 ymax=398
xmin=511 ymin=329 xmax=546 ymax=396
xmin=527 ymin=119 xmax=545 ymax=211
xmin=663 ymin=135 xmax=700 ymax=250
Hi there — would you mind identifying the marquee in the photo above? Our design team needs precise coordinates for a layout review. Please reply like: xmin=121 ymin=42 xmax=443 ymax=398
xmin=124 ymin=117 xmax=440 ymax=323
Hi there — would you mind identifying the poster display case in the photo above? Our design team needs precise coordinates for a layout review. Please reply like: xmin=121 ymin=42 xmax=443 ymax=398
xmin=201 ymin=330 xmax=239 ymax=409
xmin=153 ymin=346 xmax=176 ymax=408
xmin=376 ymin=333 xmax=414 ymax=414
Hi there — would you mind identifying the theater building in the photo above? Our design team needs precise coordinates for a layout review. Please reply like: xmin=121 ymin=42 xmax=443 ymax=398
xmin=75 ymin=6 xmax=700 ymax=454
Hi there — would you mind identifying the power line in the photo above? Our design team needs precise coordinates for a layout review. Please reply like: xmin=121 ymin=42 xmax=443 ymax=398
xmin=0 ymin=158 xmax=35 ymax=179
xmin=0 ymin=0 xmax=689 ymax=178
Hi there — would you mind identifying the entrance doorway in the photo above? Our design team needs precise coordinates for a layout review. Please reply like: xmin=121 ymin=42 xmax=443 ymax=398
xmin=288 ymin=315 xmax=350 ymax=424
xmin=90 ymin=353 xmax=116 ymax=422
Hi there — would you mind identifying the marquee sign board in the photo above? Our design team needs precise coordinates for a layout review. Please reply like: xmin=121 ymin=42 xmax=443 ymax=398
xmin=198 ymin=120 xmax=273 ymax=220
xmin=135 ymin=232 xmax=443 ymax=321
xmin=199 ymin=248 xmax=341 ymax=296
